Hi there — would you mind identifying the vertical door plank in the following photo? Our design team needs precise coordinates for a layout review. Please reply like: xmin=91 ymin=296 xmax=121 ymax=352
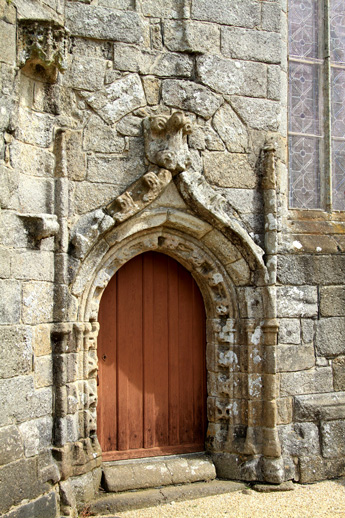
xmin=192 ymin=283 xmax=207 ymax=444
xmin=143 ymin=253 xmax=155 ymax=449
xmin=167 ymin=257 xmax=180 ymax=446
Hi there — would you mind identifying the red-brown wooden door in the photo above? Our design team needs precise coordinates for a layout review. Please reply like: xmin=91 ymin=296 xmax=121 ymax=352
xmin=97 ymin=251 xmax=207 ymax=461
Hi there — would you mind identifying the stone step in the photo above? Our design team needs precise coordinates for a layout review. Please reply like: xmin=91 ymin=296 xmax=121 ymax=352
xmin=102 ymin=452 xmax=216 ymax=493
xmin=90 ymin=480 xmax=246 ymax=516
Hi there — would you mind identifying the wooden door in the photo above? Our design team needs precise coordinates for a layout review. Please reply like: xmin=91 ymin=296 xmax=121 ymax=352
xmin=97 ymin=251 xmax=207 ymax=461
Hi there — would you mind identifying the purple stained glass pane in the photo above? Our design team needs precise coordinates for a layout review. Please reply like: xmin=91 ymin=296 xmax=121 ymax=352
xmin=289 ymin=61 xmax=322 ymax=135
xmin=289 ymin=135 xmax=321 ymax=209
xmin=330 ymin=0 xmax=345 ymax=64
xmin=288 ymin=0 xmax=320 ymax=59
xmin=331 ymin=68 xmax=345 ymax=138
xmin=332 ymin=140 xmax=345 ymax=210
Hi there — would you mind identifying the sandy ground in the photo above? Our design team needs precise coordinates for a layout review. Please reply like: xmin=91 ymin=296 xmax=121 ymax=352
xmin=115 ymin=479 xmax=345 ymax=518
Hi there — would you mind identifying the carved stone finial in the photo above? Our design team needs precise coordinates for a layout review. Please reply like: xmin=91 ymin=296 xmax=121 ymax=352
xmin=18 ymin=20 xmax=69 ymax=83
xmin=143 ymin=111 xmax=193 ymax=176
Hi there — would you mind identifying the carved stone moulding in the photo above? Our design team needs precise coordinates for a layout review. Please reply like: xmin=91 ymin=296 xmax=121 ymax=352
xmin=18 ymin=19 xmax=69 ymax=83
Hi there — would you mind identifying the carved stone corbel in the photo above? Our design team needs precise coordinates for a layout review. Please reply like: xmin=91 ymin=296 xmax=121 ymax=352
xmin=19 ymin=214 xmax=60 ymax=245
xmin=18 ymin=20 xmax=69 ymax=82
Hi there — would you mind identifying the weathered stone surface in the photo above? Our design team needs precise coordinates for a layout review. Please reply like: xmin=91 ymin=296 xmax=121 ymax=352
xmin=301 ymin=319 xmax=315 ymax=344
xmin=197 ymin=56 xmax=267 ymax=97
xmin=63 ymin=130 xmax=87 ymax=181
xmin=320 ymin=286 xmax=345 ymax=317
xmin=280 ymin=367 xmax=333 ymax=397
xmin=11 ymin=250 xmax=54 ymax=281
xmin=321 ymin=420 xmax=345 ymax=458
xmin=230 ymin=96 xmax=281 ymax=131
xmin=69 ymin=471 xmax=96 ymax=504
xmin=19 ymin=417 xmax=53 ymax=457
xmin=142 ymin=0 xmax=186 ymax=19
xmin=299 ymin=455 xmax=345 ymax=483
xmin=22 ymin=281 xmax=54 ymax=324
xmin=277 ymin=344 xmax=315 ymax=372
xmin=278 ymin=318 xmax=300 ymax=345
xmin=79 ymin=74 xmax=146 ymax=125
xmin=192 ymin=0 xmax=260 ymax=28
xmin=222 ymin=27 xmax=281 ymax=63
xmin=316 ymin=318 xmax=345 ymax=357
xmin=0 ymin=326 xmax=32 ymax=379
xmin=333 ymin=357 xmax=345 ymax=391
xmin=34 ymin=355 xmax=53 ymax=388
xmin=0 ymin=20 xmax=16 ymax=65
xmin=114 ymin=44 xmax=194 ymax=78
xmin=83 ymin=115 xmax=125 ymax=153
xmin=278 ymin=422 xmax=320 ymax=456
xmin=2 ymin=488 xmax=57 ymax=518
xmin=32 ymin=325 xmax=52 ymax=357
xmin=117 ymin=114 xmax=143 ymax=137
xmin=294 ymin=392 xmax=345 ymax=421
xmin=277 ymin=255 xmax=345 ymax=285
xmin=0 ymin=213 xmax=28 ymax=248
xmin=213 ymin=103 xmax=248 ymax=153
xmin=18 ymin=176 xmax=54 ymax=214
xmin=0 ymin=280 xmax=21 ymax=324
xmin=142 ymin=76 xmax=160 ymax=105
xmin=10 ymin=140 xmax=55 ymax=178
xmin=73 ymin=182 xmax=123 ymax=215
xmin=267 ymin=65 xmax=283 ymax=101
xmin=64 ymin=56 xmax=106 ymax=91
xmin=66 ymin=3 xmax=143 ymax=43
xmin=0 ymin=426 xmax=24 ymax=466
xmin=203 ymin=151 xmax=257 ymax=188
xmin=15 ymin=108 xmax=54 ymax=148
xmin=262 ymin=2 xmax=282 ymax=32
xmin=276 ymin=286 xmax=318 ymax=318
xmin=164 ymin=20 xmax=220 ymax=53
xmin=277 ymin=397 xmax=293 ymax=425
xmin=0 ymin=164 xmax=19 ymax=210
xmin=162 ymin=79 xmax=223 ymax=119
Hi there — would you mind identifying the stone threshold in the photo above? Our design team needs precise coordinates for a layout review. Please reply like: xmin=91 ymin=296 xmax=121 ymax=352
xmin=101 ymin=452 xmax=216 ymax=493
xmin=89 ymin=479 xmax=246 ymax=516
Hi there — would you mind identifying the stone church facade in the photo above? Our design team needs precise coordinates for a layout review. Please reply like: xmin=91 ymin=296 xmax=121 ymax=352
xmin=0 ymin=0 xmax=344 ymax=516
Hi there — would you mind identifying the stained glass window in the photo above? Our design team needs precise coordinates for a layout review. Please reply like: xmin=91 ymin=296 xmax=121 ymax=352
xmin=288 ymin=0 xmax=345 ymax=211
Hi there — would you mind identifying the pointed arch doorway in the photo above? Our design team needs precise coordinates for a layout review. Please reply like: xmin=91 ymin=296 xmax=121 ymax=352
xmin=97 ymin=251 xmax=207 ymax=461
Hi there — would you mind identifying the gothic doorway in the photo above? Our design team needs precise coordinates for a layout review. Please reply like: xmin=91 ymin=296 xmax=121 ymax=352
xmin=97 ymin=251 xmax=207 ymax=461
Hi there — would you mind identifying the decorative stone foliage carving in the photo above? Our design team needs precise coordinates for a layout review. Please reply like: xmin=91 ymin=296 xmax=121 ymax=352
xmin=18 ymin=20 xmax=69 ymax=82
xmin=144 ymin=111 xmax=193 ymax=175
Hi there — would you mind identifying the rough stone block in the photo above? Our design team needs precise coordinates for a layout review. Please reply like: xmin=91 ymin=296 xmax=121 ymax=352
xmin=276 ymin=397 xmax=293 ymax=425
xmin=32 ymin=324 xmax=52 ymax=356
xmin=321 ymin=420 xmax=345 ymax=458
xmin=164 ymin=20 xmax=220 ymax=53
xmin=64 ymin=130 xmax=87 ymax=181
xmin=34 ymin=355 xmax=53 ymax=388
xmin=83 ymin=115 xmax=125 ymax=153
xmin=299 ymin=455 xmax=345 ymax=483
xmin=316 ymin=318 xmax=345 ymax=358
xmin=226 ymin=258 xmax=252 ymax=286
xmin=0 ymin=247 xmax=11 ymax=278
xmin=0 ymin=457 xmax=51 ymax=515
xmin=276 ymin=286 xmax=317 ymax=318
xmin=332 ymin=356 xmax=345 ymax=391
xmin=162 ymin=79 xmax=223 ymax=119
xmin=278 ymin=422 xmax=320 ymax=456
xmin=11 ymin=250 xmax=54 ymax=282
xmin=0 ymin=20 xmax=16 ymax=65
xmin=301 ymin=319 xmax=315 ymax=344
xmin=79 ymin=74 xmax=146 ymax=125
xmin=142 ymin=0 xmax=186 ymax=19
xmin=19 ymin=416 xmax=53 ymax=457
xmin=213 ymin=103 xmax=248 ymax=153
xmin=15 ymin=108 xmax=54 ymax=148
xmin=197 ymin=55 xmax=267 ymax=97
xmin=0 ymin=280 xmax=21 ymax=324
xmin=2 ymin=491 xmax=58 ymax=518
xmin=22 ymin=282 xmax=54 ymax=324
xmin=0 ymin=426 xmax=24 ymax=466
xmin=0 ymin=164 xmax=19 ymax=211
xmin=10 ymin=140 xmax=55 ymax=178
xmin=66 ymin=3 xmax=143 ymax=43
xmin=320 ymin=286 xmax=345 ymax=317
xmin=142 ymin=76 xmax=161 ymax=106
xmin=278 ymin=318 xmax=300 ymax=344
xmin=280 ymin=367 xmax=333 ymax=397
xmin=64 ymin=56 xmax=106 ymax=91
xmin=230 ymin=96 xmax=280 ymax=131
xmin=221 ymin=27 xmax=281 ymax=63
xmin=0 ymin=326 xmax=32 ymax=379
xmin=203 ymin=151 xmax=257 ymax=188
xmin=70 ymin=471 xmax=96 ymax=504
xmin=277 ymin=344 xmax=315 ymax=372
xmin=18 ymin=176 xmax=54 ymax=214
xmin=262 ymin=2 xmax=282 ymax=32
xmin=268 ymin=64 xmax=283 ymax=101
xmin=277 ymin=255 xmax=345 ymax=286
xmin=294 ymin=392 xmax=345 ymax=422
xmin=192 ymin=0 xmax=260 ymax=28
xmin=0 ymin=213 xmax=28 ymax=248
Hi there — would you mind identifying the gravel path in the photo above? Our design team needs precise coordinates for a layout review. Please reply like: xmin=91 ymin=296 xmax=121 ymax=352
xmin=115 ymin=479 xmax=345 ymax=518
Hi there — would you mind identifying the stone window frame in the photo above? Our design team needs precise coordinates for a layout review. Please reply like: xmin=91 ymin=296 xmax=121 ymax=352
xmin=288 ymin=0 xmax=345 ymax=212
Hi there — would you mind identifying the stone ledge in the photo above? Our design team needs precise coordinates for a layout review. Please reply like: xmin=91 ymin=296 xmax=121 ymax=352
xmin=294 ymin=392 xmax=345 ymax=421
xmin=102 ymin=453 xmax=216 ymax=493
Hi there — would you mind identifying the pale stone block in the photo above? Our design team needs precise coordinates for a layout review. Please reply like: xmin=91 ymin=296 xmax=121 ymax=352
xmin=226 ymin=258 xmax=252 ymax=286
xmin=66 ymin=3 xmax=143 ymax=43
xmin=197 ymin=55 xmax=267 ymax=98
xmin=277 ymin=255 xmax=345 ymax=285
xmin=98 ymin=0 xmax=135 ymax=10
xmin=34 ymin=355 xmax=53 ymax=388
xmin=277 ymin=344 xmax=315 ymax=372
xmin=213 ymin=103 xmax=248 ymax=153
xmin=10 ymin=140 xmax=55 ymax=178
xmin=276 ymin=397 xmax=293 ymax=425
xmin=0 ymin=247 xmax=11 ymax=278
xmin=262 ymin=2 xmax=282 ymax=32
xmin=162 ymin=79 xmax=223 ymax=119
xmin=83 ymin=115 xmax=125 ymax=153
xmin=142 ymin=0 xmax=186 ymax=19
xmin=22 ymin=281 xmax=54 ymax=324
xmin=267 ymin=65 xmax=282 ymax=101
xmin=11 ymin=250 xmax=54 ymax=281
xmin=142 ymin=76 xmax=161 ymax=106
xmin=33 ymin=324 xmax=52 ymax=356
xmin=203 ymin=151 xmax=257 ymax=188
xmin=0 ymin=280 xmax=21 ymax=324
xmin=0 ymin=426 xmax=24 ymax=466
xmin=276 ymin=286 xmax=318 ymax=318
xmin=280 ymin=367 xmax=333 ymax=397
xmin=316 ymin=318 xmax=345 ymax=357
xmin=221 ymin=27 xmax=281 ymax=63
xmin=164 ymin=20 xmax=220 ymax=53
xmin=321 ymin=420 xmax=345 ymax=458
xmin=0 ymin=21 xmax=16 ymax=65
xmin=202 ymin=230 xmax=241 ymax=265
xmin=278 ymin=423 xmax=320 ymax=456
xmin=64 ymin=130 xmax=87 ymax=181
xmin=73 ymin=182 xmax=123 ymax=216
xmin=18 ymin=176 xmax=54 ymax=214
xmin=294 ymin=392 xmax=345 ymax=421
xmin=333 ymin=357 xmax=345 ymax=391
xmin=64 ymin=56 xmax=106 ymax=91
xmin=278 ymin=318 xmax=300 ymax=344
xmin=0 ymin=164 xmax=18 ymax=211
xmin=320 ymin=286 xmax=345 ymax=317
xmin=192 ymin=0 xmax=260 ymax=28
xmin=15 ymin=108 xmax=54 ymax=148
xmin=0 ymin=326 xmax=33 ymax=379
xmin=0 ymin=213 xmax=28 ymax=248
xmin=117 ymin=114 xmax=144 ymax=137
xmin=19 ymin=417 xmax=53 ymax=457
xmin=230 ymin=96 xmax=280 ymax=131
